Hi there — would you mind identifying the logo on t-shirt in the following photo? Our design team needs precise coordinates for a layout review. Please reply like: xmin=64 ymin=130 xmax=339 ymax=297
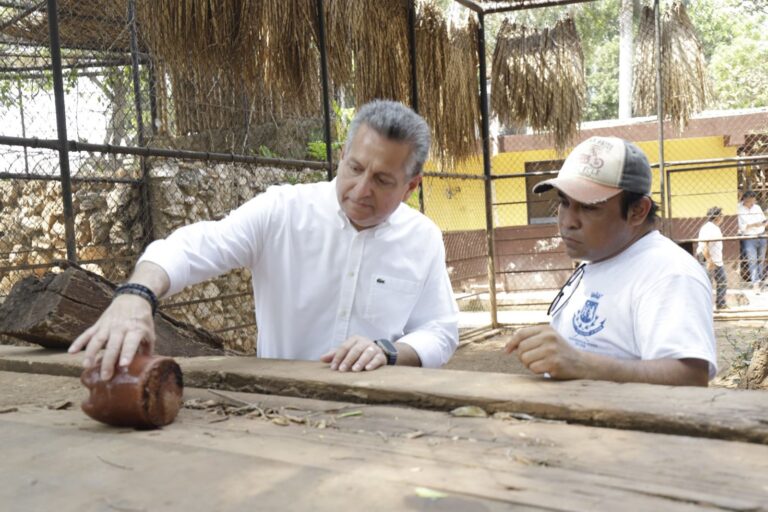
xmin=572 ymin=292 xmax=606 ymax=336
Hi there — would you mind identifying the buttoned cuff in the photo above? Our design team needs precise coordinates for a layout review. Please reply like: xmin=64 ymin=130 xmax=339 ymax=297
xmin=397 ymin=328 xmax=457 ymax=369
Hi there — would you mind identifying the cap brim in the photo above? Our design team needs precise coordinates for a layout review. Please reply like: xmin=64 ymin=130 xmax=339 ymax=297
xmin=532 ymin=177 xmax=622 ymax=204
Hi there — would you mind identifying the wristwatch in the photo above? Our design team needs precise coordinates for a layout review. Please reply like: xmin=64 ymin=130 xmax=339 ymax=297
xmin=374 ymin=338 xmax=398 ymax=366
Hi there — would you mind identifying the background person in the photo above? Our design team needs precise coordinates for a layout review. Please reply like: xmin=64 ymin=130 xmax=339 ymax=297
xmin=696 ymin=206 xmax=727 ymax=310
xmin=737 ymin=190 xmax=767 ymax=292
xmin=505 ymin=136 xmax=716 ymax=386
xmin=69 ymin=100 xmax=459 ymax=380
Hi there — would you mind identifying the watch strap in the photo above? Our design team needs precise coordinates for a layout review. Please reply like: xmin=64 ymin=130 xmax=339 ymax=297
xmin=374 ymin=339 xmax=398 ymax=366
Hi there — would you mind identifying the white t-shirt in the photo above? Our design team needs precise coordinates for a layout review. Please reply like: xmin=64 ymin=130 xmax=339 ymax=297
xmin=737 ymin=202 xmax=766 ymax=236
xmin=696 ymin=221 xmax=724 ymax=266
xmin=550 ymin=231 xmax=718 ymax=379
xmin=140 ymin=180 xmax=459 ymax=368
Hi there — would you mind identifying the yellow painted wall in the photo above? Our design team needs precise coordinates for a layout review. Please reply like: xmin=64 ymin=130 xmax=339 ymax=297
xmin=421 ymin=135 xmax=739 ymax=232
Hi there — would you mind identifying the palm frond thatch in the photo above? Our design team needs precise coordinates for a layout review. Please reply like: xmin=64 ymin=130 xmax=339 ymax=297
xmin=417 ymin=3 xmax=480 ymax=170
xmin=633 ymin=2 xmax=711 ymax=131
xmin=2 ymin=0 xmax=129 ymax=53
xmin=491 ymin=17 xmax=585 ymax=154
xmin=349 ymin=0 xmax=411 ymax=105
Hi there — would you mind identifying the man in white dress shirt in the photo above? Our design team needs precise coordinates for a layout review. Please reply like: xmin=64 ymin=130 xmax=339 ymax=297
xmin=70 ymin=100 xmax=459 ymax=380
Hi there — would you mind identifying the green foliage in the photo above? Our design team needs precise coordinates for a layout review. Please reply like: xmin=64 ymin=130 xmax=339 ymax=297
xmin=695 ymin=0 xmax=768 ymax=109
xmin=306 ymin=101 xmax=354 ymax=161
xmin=306 ymin=140 xmax=328 ymax=161
xmin=258 ymin=145 xmax=278 ymax=158
xmin=584 ymin=38 xmax=620 ymax=121
xmin=0 ymin=79 xmax=14 ymax=107
xmin=709 ymin=36 xmax=768 ymax=109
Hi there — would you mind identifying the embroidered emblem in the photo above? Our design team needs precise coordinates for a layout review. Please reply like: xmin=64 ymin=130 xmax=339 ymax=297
xmin=576 ymin=139 xmax=612 ymax=177
xmin=572 ymin=292 xmax=606 ymax=336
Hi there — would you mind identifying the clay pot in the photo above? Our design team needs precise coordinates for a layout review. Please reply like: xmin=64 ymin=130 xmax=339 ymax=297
xmin=81 ymin=353 xmax=184 ymax=428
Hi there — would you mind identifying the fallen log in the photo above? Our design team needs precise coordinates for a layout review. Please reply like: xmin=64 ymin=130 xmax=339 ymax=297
xmin=1 ymin=346 xmax=768 ymax=445
xmin=0 ymin=265 xmax=227 ymax=358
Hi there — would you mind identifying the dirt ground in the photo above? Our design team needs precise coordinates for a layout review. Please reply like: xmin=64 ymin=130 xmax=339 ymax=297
xmin=445 ymin=320 xmax=765 ymax=387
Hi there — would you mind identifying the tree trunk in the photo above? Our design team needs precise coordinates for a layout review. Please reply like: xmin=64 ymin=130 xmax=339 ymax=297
xmin=0 ymin=265 xmax=227 ymax=358
xmin=743 ymin=339 xmax=768 ymax=390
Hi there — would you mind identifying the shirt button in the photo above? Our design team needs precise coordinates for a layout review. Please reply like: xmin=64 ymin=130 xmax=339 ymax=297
xmin=348 ymin=272 xmax=354 ymax=278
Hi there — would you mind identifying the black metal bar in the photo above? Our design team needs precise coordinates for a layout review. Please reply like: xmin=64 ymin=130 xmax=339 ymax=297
xmin=0 ymin=70 xmax=117 ymax=81
xmin=408 ymin=0 xmax=419 ymax=112
xmin=16 ymin=80 xmax=30 ymax=175
xmin=480 ymin=0 xmax=596 ymax=15
xmin=497 ymin=267 xmax=574 ymax=275
xmin=162 ymin=291 xmax=251 ymax=309
xmin=0 ymin=59 xmax=135 ymax=73
xmin=0 ymin=0 xmax=45 ymax=32
xmin=315 ymin=0 xmax=334 ymax=181
xmin=211 ymin=322 xmax=257 ymax=335
xmin=46 ymin=0 xmax=77 ymax=262
xmin=147 ymin=58 xmax=159 ymax=136
xmin=406 ymin=0 xmax=426 ymax=214
xmin=0 ymin=261 xmax=66 ymax=273
xmin=454 ymin=291 xmax=487 ymax=301
xmin=0 ymin=135 xmax=330 ymax=169
xmin=128 ymin=0 xmax=154 ymax=245
xmin=452 ymin=0 xmax=483 ymax=13
xmin=477 ymin=12 xmax=498 ymax=327
xmin=654 ymin=0 xmax=668 ymax=233
xmin=422 ymin=171 xmax=486 ymax=180
xmin=491 ymin=170 xmax=558 ymax=179
xmin=0 ymin=38 xmax=146 ymax=56
xmin=446 ymin=254 xmax=493 ymax=265
xmin=0 ymin=171 xmax=141 ymax=184
xmin=666 ymin=162 xmax=768 ymax=173
xmin=653 ymin=155 xmax=768 ymax=167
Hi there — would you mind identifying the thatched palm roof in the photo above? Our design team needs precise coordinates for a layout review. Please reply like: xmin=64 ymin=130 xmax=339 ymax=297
xmin=633 ymin=2 xmax=711 ymax=131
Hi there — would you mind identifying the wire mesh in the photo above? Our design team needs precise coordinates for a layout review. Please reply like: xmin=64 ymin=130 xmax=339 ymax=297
xmin=3 ymin=0 xmax=768 ymax=355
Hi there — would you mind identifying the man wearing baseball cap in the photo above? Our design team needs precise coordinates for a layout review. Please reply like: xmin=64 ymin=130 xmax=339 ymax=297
xmin=504 ymin=136 xmax=717 ymax=386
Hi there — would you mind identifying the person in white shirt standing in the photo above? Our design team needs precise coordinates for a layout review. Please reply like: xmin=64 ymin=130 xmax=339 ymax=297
xmin=504 ymin=136 xmax=716 ymax=386
xmin=737 ymin=190 xmax=767 ymax=292
xmin=696 ymin=206 xmax=727 ymax=309
xmin=69 ymin=100 xmax=459 ymax=380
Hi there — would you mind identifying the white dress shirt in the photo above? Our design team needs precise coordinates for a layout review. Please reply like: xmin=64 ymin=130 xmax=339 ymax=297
xmin=696 ymin=221 xmax=723 ymax=266
xmin=737 ymin=202 xmax=766 ymax=236
xmin=139 ymin=179 xmax=459 ymax=368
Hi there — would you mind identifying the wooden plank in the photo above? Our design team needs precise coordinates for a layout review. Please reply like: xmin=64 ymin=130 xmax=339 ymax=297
xmin=1 ymin=373 xmax=766 ymax=511
xmin=1 ymin=346 xmax=767 ymax=444
xmin=0 ymin=266 xmax=227 ymax=357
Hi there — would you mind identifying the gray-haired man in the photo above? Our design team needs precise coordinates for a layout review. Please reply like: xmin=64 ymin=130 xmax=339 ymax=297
xmin=71 ymin=100 xmax=459 ymax=379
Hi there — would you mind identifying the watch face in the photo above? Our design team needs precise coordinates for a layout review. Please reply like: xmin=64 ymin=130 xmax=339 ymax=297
xmin=375 ymin=338 xmax=397 ymax=355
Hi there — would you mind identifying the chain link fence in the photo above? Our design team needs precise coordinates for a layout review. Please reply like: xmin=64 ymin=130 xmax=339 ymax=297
xmin=0 ymin=1 xmax=329 ymax=351
xmin=3 ymin=0 xmax=768 ymax=352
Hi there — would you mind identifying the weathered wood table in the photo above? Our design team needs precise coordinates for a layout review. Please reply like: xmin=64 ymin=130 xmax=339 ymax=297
xmin=0 ymin=346 xmax=766 ymax=511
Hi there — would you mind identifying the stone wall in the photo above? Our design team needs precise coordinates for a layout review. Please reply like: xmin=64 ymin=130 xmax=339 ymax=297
xmin=0 ymin=160 xmax=326 ymax=354
xmin=0 ymin=178 xmax=142 ymax=299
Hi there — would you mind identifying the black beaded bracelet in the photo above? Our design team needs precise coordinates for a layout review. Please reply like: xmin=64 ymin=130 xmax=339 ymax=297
xmin=114 ymin=283 xmax=159 ymax=315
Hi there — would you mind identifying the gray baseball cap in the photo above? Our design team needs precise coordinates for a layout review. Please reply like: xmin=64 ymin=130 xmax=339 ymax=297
xmin=533 ymin=136 xmax=652 ymax=204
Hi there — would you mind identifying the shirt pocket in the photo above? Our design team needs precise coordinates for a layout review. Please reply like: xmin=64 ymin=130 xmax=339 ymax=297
xmin=364 ymin=274 xmax=421 ymax=327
